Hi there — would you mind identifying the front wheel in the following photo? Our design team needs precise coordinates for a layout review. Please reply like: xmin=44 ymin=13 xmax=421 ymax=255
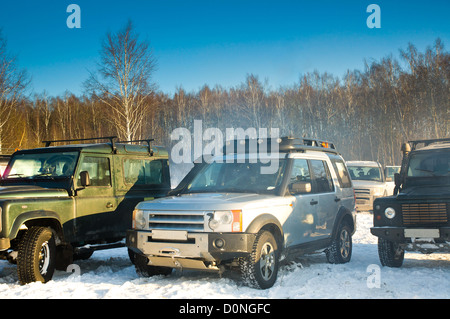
xmin=17 ymin=226 xmax=56 ymax=284
xmin=134 ymin=253 xmax=172 ymax=277
xmin=378 ymin=238 xmax=404 ymax=267
xmin=239 ymin=230 xmax=279 ymax=289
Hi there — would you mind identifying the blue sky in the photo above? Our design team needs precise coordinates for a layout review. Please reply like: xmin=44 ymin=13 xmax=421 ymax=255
xmin=0 ymin=0 xmax=449 ymax=97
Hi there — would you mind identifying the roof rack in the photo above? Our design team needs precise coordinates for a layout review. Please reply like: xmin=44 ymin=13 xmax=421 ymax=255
xmin=42 ymin=136 xmax=118 ymax=152
xmin=408 ymin=137 xmax=450 ymax=151
xmin=223 ymin=136 xmax=338 ymax=154
xmin=117 ymin=138 xmax=154 ymax=155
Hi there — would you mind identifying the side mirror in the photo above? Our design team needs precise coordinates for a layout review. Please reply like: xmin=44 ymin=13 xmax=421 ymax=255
xmin=401 ymin=142 xmax=411 ymax=156
xmin=290 ymin=181 xmax=312 ymax=194
xmin=79 ymin=171 xmax=91 ymax=187
xmin=394 ymin=173 xmax=401 ymax=187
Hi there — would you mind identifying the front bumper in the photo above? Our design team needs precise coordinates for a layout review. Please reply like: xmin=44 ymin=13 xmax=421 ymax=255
xmin=371 ymin=226 xmax=450 ymax=252
xmin=127 ymin=229 xmax=256 ymax=269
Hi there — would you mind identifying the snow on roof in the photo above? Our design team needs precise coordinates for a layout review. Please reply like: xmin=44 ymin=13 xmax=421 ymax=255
xmin=346 ymin=160 xmax=381 ymax=167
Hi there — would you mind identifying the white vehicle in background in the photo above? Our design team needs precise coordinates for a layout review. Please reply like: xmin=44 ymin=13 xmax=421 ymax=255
xmin=384 ymin=165 xmax=401 ymax=195
xmin=346 ymin=161 xmax=388 ymax=212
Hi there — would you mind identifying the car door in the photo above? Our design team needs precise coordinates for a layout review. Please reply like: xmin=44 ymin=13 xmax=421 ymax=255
xmin=309 ymin=159 xmax=337 ymax=239
xmin=283 ymin=158 xmax=319 ymax=247
xmin=330 ymin=156 xmax=354 ymax=213
xmin=114 ymin=157 xmax=171 ymax=232
xmin=74 ymin=154 xmax=117 ymax=242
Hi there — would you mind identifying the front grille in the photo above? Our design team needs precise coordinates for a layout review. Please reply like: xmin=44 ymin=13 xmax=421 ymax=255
xmin=147 ymin=211 xmax=208 ymax=232
xmin=354 ymin=188 xmax=371 ymax=201
xmin=402 ymin=203 xmax=448 ymax=225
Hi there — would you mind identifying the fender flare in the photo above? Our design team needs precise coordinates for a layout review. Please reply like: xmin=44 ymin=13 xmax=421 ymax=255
xmin=8 ymin=210 xmax=63 ymax=240
xmin=245 ymin=213 xmax=284 ymax=247
xmin=331 ymin=206 xmax=356 ymax=239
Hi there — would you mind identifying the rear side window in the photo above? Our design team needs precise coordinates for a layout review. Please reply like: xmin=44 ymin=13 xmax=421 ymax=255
xmin=123 ymin=158 xmax=166 ymax=186
xmin=310 ymin=160 xmax=334 ymax=193
xmin=331 ymin=159 xmax=352 ymax=188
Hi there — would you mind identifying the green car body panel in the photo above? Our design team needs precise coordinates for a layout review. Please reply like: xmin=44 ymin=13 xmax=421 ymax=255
xmin=0 ymin=142 xmax=171 ymax=252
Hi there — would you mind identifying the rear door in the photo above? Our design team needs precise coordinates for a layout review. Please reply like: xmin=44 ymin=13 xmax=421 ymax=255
xmin=309 ymin=159 xmax=337 ymax=239
xmin=329 ymin=155 xmax=354 ymax=213
xmin=114 ymin=156 xmax=171 ymax=231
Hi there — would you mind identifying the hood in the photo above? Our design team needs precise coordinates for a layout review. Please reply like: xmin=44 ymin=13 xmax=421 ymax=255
xmin=398 ymin=185 xmax=450 ymax=199
xmin=352 ymin=180 xmax=386 ymax=188
xmin=0 ymin=185 xmax=68 ymax=199
xmin=136 ymin=192 xmax=291 ymax=211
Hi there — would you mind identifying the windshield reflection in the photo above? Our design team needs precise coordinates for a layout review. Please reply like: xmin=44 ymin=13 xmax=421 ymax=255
xmin=185 ymin=159 xmax=286 ymax=195
xmin=3 ymin=152 xmax=79 ymax=179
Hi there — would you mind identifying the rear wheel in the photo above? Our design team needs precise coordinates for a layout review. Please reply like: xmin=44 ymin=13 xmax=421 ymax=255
xmin=326 ymin=222 xmax=352 ymax=264
xmin=17 ymin=226 xmax=56 ymax=284
xmin=239 ymin=230 xmax=279 ymax=289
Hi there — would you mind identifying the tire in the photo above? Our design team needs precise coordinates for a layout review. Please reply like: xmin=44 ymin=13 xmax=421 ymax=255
xmin=239 ymin=230 xmax=279 ymax=289
xmin=326 ymin=222 xmax=352 ymax=264
xmin=17 ymin=227 xmax=56 ymax=284
xmin=378 ymin=238 xmax=404 ymax=267
xmin=134 ymin=253 xmax=172 ymax=277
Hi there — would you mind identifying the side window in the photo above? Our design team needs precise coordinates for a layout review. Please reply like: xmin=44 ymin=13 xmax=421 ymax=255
xmin=78 ymin=156 xmax=111 ymax=187
xmin=288 ymin=159 xmax=312 ymax=194
xmin=331 ymin=159 xmax=352 ymax=188
xmin=123 ymin=158 xmax=166 ymax=186
xmin=310 ymin=160 xmax=334 ymax=193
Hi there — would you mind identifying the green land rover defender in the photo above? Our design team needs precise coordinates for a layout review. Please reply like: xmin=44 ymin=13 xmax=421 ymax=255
xmin=0 ymin=137 xmax=170 ymax=284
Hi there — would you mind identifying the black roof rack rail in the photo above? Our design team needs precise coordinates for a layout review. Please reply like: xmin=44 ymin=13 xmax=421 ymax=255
xmin=408 ymin=137 xmax=450 ymax=151
xmin=223 ymin=136 xmax=338 ymax=154
xmin=42 ymin=136 xmax=118 ymax=152
xmin=117 ymin=138 xmax=155 ymax=155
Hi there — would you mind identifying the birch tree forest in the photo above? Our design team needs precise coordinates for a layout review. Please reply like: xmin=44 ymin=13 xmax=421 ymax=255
xmin=0 ymin=23 xmax=448 ymax=166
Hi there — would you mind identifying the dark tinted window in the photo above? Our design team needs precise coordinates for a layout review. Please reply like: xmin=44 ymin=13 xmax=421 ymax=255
xmin=310 ymin=160 xmax=334 ymax=193
xmin=123 ymin=159 xmax=167 ymax=186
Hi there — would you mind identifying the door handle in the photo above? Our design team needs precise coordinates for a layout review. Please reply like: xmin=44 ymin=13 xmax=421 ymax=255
xmin=334 ymin=197 xmax=341 ymax=202
xmin=106 ymin=202 xmax=114 ymax=208
xmin=310 ymin=200 xmax=318 ymax=206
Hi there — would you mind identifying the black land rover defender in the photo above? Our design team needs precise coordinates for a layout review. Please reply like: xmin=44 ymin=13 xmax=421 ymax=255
xmin=371 ymin=138 xmax=450 ymax=267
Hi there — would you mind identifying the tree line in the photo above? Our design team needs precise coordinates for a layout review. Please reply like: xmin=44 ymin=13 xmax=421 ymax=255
xmin=0 ymin=23 xmax=448 ymax=167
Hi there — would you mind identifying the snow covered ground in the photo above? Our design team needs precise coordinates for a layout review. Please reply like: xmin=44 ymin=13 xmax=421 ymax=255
xmin=0 ymin=213 xmax=449 ymax=299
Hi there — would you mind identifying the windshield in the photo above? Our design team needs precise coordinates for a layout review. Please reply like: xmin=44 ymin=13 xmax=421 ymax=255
xmin=385 ymin=166 xmax=400 ymax=180
xmin=407 ymin=150 xmax=450 ymax=177
xmin=348 ymin=165 xmax=382 ymax=182
xmin=185 ymin=159 xmax=286 ymax=195
xmin=3 ymin=152 xmax=79 ymax=179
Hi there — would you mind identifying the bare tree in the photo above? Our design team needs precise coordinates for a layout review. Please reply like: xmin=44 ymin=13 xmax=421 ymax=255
xmin=85 ymin=21 xmax=157 ymax=141
xmin=0 ymin=30 xmax=29 ymax=153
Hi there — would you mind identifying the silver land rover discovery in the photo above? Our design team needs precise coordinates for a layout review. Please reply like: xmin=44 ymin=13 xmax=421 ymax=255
xmin=127 ymin=137 xmax=356 ymax=289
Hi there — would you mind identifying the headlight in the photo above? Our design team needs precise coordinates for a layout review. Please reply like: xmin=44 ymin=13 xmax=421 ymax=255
xmin=373 ymin=187 xmax=386 ymax=197
xmin=384 ymin=207 xmax=396 ymax=219
xmin=209 ymin=210 xmax=242 ymax=232
xmin=132 ymin=209 xmax=146 ymax=229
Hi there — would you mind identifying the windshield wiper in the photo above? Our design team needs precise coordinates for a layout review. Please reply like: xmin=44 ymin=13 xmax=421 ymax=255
xmin=31 ymin=173 xmax=56 ymax=180
xmin=414 ymin=168 xmax=436 ymax=176
xmin=5 ymin=173 xmax=25 ymax=178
